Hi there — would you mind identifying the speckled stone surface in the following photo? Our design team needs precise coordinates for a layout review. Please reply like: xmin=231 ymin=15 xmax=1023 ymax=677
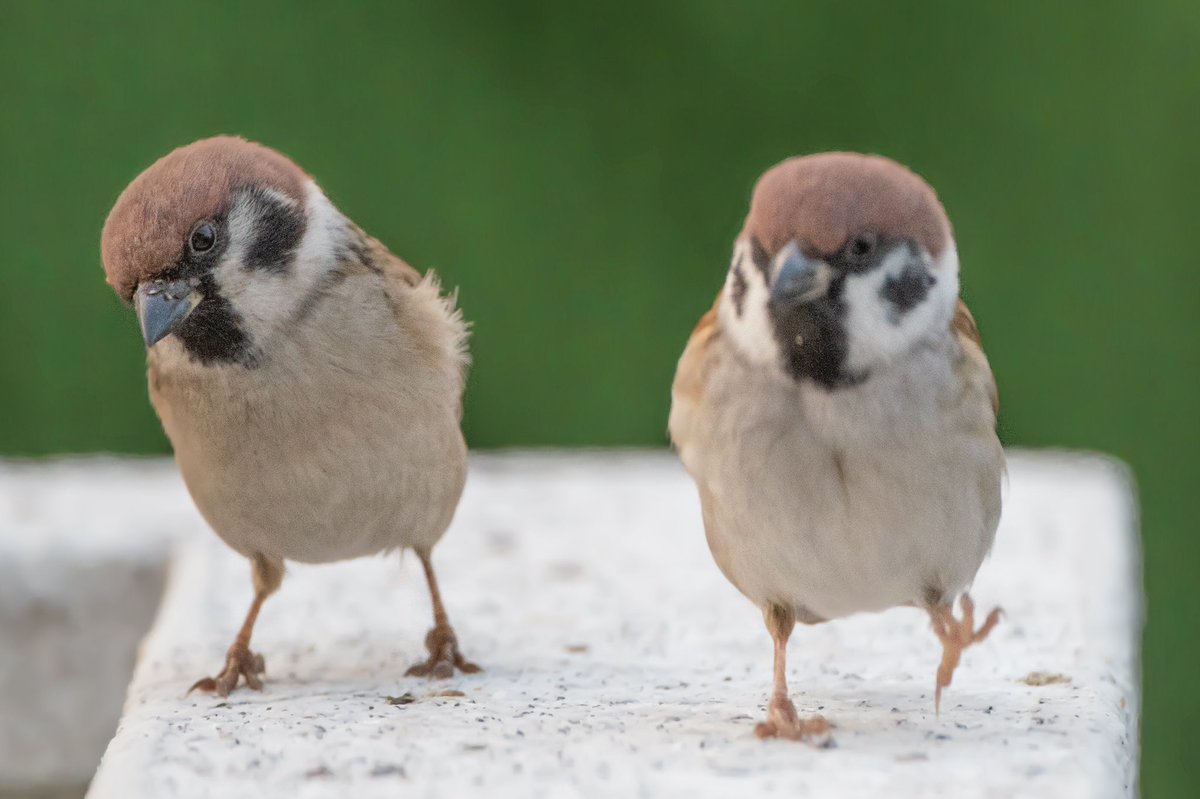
xmin=87 ymin=451 xmax=1140 ymax=798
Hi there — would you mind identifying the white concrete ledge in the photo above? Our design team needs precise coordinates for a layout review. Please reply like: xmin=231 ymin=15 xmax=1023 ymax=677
xmin=0 ymin=459 xmax=185 ymax=797
xmin=81 ymin=451 xmax=1139 ymax=797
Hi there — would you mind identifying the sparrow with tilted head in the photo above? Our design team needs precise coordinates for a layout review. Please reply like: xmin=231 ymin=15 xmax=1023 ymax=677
xmin=101 ymin=136 xmax=479 ymax=695
xmin=669 ymin=153 xmax=1003 ymax=741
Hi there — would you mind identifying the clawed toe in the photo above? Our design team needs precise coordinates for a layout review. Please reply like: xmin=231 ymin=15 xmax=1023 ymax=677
xmin=188 ymin=644 xmax=266 ymax=697
xmin=406 ymin=624 xmax=480 ymax=679
xmin=755 ymin=697 xmax=832 ymax=744
xmin=931 ymin=593 xmax=1002 ymax=713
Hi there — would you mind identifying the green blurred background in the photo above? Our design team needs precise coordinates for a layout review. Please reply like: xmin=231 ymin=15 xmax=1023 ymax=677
xmin=1 ymin=1 xmax=1195 ymax=792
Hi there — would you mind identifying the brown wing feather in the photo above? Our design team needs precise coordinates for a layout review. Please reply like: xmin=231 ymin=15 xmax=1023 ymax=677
xmin=672 ymin=301 xmax=720 ymax=405
xmin=669 ymin=292 xmax=723 ymax=453
xmin=354 ymin=225 xmax=420 ymax=286
xmin=952 ymin=299 xmax=982 ymax=348
xmin=360 ymin=230 xmax=469 ymax=422
xmin=952 ymin=299 xmax=998 ymax=416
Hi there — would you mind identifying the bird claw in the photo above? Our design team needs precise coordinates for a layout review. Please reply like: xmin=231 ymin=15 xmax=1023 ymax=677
xmin=754 ymin=696 xmax=833 ymax=745
xmin=187 ymin=643 xmax=266 ymax=697
xmin=405 ymin=623 xmax=481 ymax=679
xmin=931 ymin=593 xmax=1002 ymax=713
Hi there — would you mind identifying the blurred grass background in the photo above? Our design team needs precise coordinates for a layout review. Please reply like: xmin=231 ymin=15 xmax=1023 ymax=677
xmin=0 ymin=1 xmax=1194 ymax=792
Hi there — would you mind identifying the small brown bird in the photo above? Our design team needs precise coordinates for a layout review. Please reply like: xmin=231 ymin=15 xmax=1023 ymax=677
xmin=669 ymin=153 xmax=1003 ymax=740
xmin=101 ymin=136 xmax=479 ymax=695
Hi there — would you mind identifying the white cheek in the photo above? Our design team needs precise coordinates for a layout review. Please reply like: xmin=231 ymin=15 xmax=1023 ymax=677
xmin=718 ymin=240 xmax=779 ymax=367
xmin=843 ymin=243 xmax=959 ymax=372
xmin=294 ymin=181 xmax=341 ymax=269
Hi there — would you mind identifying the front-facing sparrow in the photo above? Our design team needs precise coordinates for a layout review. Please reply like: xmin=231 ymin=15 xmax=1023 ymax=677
xmin=670 ymin=152 xmax=1003 ymax=740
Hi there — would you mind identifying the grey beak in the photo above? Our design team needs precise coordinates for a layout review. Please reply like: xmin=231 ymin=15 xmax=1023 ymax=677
xmin=769 ymin=242 xmax=824 ymax=308
xmin=134 ymin=278 xmax=201 ymax=347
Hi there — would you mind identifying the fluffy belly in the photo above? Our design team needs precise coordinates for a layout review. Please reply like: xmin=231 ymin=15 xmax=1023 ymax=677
xmin=182 ymin=445 xmax=463 ymax=564
xmin=701 ymin=433 xmax=999 ymax=620
xmin=158 ymin=387 xmax=466 ymax=565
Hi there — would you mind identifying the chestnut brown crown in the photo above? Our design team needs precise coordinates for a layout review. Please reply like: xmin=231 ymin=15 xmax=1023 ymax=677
xmin=741 ymin=152 xmax=951 ymax=260
xmin=101 ymin=136 xmax=309 ymax=301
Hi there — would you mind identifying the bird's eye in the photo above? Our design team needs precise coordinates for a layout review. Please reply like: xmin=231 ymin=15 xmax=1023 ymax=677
xmin=847 ymin=232 xmax=876 ymax=261
xmin=189 ymin=222 xmax=216 ymax=253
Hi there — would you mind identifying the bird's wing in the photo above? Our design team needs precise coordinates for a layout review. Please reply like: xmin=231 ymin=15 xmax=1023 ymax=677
xmin=952 ymin=299 xmax=999 ymax=417
xmin=365 ymin=234 xmax=421 ymax=287
xmin=358 ymin=231 xmax=470 ymax=418
xmin=669 ymin=292 xmax=722 ymax=461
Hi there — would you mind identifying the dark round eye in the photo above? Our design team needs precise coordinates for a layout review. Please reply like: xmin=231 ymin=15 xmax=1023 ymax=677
xmin=189 ymin=222 xmax=216 ymax=253
xmin=847 ymin=232 xmax=876 ymax=261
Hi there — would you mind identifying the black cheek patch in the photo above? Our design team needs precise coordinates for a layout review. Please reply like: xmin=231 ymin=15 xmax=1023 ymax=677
xmin=244 ymin=190 xmax=306 ymax=272
xmin=749 ymin=235 xmax=771 ymax=281
xmin=881 ymin=266 xmax=935 ymax=316
xmin=731 ymin=260 xmax=748 ymax=316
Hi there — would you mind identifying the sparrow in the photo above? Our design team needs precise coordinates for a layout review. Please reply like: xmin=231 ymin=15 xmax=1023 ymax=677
xmin=669 ymin=152 xmax=1003 ymax=741
xmin=101 ymin=136 xmax=479 ymax=696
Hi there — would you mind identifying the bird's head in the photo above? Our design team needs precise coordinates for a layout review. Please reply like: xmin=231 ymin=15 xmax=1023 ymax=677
xmin=101 ymin=136 xmax=345 ymax=366
xmin=718 ymin=152 xmax=958 ymax=388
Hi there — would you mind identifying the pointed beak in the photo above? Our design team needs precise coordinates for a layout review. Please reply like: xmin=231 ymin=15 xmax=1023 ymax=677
xmin=134 ymin=278 xmax=201 ymax=347
xmin=769 ymin=242 xmax=827 ymax=310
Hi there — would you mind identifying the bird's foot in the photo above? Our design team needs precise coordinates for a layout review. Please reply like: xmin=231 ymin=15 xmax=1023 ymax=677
xmin=931 ymin=593 xmax=1002 ymax=713
xmin=405 ymin=623 xmax=481 ymax=679
xmin=187 ymin=642 xmax=266 ymax=697
xmin=754 ymin=695 xmax=833 ymax=745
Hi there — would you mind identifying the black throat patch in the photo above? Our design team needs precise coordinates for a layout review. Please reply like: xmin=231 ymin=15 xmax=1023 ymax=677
xmin=173 ymin=271 xmax=257 ymax=367
xmin=771 ymin=274 xmax=861 ymax=389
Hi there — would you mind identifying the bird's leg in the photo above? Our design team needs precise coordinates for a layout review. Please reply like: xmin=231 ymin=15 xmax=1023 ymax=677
xmin=405 ymin=550 xmax=480 ymax=679
xmin=929 ymin=592 xmax=1002 ymax=713
xmin=189 ymin=554 xmax=282 ymax=697
xmin=754 ymin=603 xmax=831 ymax=743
